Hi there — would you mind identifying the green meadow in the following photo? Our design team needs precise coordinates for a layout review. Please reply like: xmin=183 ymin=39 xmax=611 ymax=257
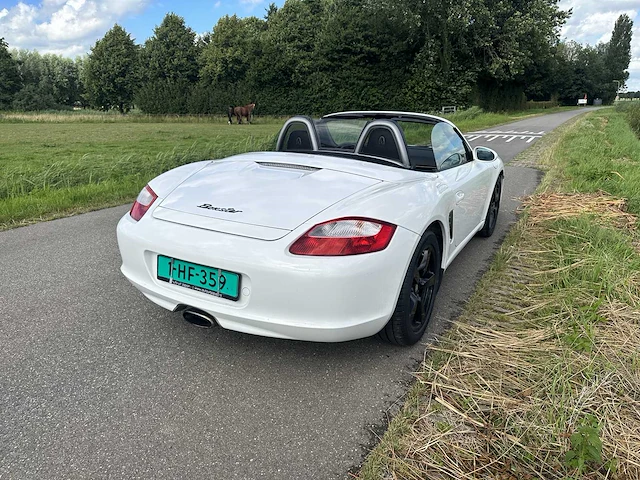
xmin=0 ymin=118 xmax=281 ymax=228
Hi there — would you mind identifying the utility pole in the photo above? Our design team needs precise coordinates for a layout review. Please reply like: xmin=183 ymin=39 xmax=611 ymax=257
xmin=614 ymin=80 xmax=621 ymax=101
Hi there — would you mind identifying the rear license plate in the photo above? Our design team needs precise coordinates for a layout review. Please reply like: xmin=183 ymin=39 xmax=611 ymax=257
xmin=157 ymin=255 xmax=241 ymax=301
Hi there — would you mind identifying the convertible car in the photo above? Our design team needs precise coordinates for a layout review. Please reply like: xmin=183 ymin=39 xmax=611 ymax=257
xmin=116 ymin=111 xmax=504 ymax=345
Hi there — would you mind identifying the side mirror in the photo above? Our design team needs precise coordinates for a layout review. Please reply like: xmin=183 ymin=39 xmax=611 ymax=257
xmin=474 ymin=146 xmax=496 ymax=161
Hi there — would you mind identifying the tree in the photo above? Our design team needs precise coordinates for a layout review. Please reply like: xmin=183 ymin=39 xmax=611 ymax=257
xmin=605 ymin=14 xmax=633 ymax=87
xmin=45 ymin=54 xmax=82 ymax=106
xmin=314 ymin=0 xmax=420 ymax=112
xmin=12 ymin=84 xmax=57 ymax=111
xmin=85 ymin=25 xmax=139 ymax=113
xmin=543 ymin=14 xmax=634 ymax=106
xmin=400 ymin=0 xmax=477 ymax=110
xmin=470 ymin=0 xmax=569 ymax=109
xmin=136 ymin=13 xmax=200 ymax=113
xmin=388 ymin=0 xmax=569 ymax=111
xmin=253 ymin=0 xmax=327 ymax=113
xmin=478 ymin=0 xmax=568 ymax=82
xmin=142 ymin=13 xmax=199 ymax=83
xmin=75 ymin=56 xmax=89 ymax=107
xmin=189 ymin=14 xmax=264 ymax=114
xmin=12 ymin=50 xmax=82 ymax=109
xmin=199 ymin=14 xmax=264 ymax=86
xmin=0 ymin=38 xmax=22 ymax=110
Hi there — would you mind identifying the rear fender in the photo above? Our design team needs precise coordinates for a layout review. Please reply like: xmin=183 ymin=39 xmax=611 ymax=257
xmin=307 ymin=180 xmax=451 ymax=266
xmin=148 ymin=161 xmax=212 ymax=198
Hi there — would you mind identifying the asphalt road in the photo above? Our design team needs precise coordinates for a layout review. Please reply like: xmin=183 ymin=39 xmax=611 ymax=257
xmin=0 ymin=108 xmax=595 ymax=479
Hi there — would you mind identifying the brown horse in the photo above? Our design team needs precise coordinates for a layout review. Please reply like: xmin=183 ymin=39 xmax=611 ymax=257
xmin=228 ymin=103 xmax=256 ymax=124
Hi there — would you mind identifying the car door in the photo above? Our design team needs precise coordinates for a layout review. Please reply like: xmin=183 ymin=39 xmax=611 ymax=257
xmin=435 ymin=167 xmax=467 ymax=248
xmin=452 ymin=155 xmax=494 ymax=239
xmin=432 ymin=123 xmax=491 ymax=246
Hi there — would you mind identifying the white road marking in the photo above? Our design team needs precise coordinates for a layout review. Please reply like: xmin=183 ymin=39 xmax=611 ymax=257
xmin=467 ymin=130 xmax=545 ymax=136
xmin=464 ymin=130 xmax=545 ymax=144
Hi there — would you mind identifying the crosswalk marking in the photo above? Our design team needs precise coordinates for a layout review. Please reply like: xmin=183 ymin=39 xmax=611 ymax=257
xmin=468 ymin=130 xmax=545 ymax=135
xmin=464 ymin=130 xmax=545 ymax=144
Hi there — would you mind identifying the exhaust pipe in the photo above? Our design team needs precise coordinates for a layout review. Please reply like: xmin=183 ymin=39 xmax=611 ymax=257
xmin=182 ymin=308 xmax=216 ymax=329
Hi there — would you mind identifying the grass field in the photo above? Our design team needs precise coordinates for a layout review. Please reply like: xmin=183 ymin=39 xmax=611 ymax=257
xmin=0 ymin=120 xmax=281 ymax=228
xmin=358 ymin=109 xmax=640 ymax=479
xmin=0 ymin=107 xmax=576 ymax=230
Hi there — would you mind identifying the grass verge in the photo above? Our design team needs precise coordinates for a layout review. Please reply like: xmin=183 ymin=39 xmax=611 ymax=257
xmin=357 ymin=109 xmax=640 ymax=479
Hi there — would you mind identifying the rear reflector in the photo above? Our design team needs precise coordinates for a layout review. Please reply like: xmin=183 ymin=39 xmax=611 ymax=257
xmin=289 ymin=218 xmax=396 ymax=256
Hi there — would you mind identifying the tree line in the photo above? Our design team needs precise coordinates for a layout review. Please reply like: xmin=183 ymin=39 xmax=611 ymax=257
xmin=0 ymin=0 xmax=634 ymax=115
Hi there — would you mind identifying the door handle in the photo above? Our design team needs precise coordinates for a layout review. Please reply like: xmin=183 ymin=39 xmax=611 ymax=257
xmin=455 ymin=191 xmax=465 ymax=204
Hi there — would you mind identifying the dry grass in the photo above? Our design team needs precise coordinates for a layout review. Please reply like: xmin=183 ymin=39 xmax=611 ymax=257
xmin=359 ymin=192 xmax=640 ymax=480
xmin=522 ymin=192 xmax=637 ymax=230
xmin=0 ymin=112 xmax=274 ymax=123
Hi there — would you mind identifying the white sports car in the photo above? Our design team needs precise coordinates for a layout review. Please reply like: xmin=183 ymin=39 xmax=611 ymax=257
xmin=116 ymin=111 xmax=504 ymax=345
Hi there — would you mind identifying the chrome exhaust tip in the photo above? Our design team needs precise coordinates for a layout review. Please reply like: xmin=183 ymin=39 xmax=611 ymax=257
xmin=182 ymin=308 xmax=216 ymax=329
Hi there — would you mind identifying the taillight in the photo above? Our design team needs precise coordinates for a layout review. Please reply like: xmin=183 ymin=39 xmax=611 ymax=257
xmin=289 ymin=217 xmax=396 ymax=256
xmin=130 ymin=185 xmax=158 ymax=222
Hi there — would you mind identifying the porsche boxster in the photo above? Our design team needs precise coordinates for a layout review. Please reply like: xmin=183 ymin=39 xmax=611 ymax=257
xmin=116 ymin=111 xmax=504 ymax=345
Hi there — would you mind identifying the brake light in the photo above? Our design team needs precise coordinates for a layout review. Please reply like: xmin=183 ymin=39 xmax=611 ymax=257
xmin=289 ymin=217 xmax=396 ymax=256
xmin=130 ymin=185 xmax=158 ymax=221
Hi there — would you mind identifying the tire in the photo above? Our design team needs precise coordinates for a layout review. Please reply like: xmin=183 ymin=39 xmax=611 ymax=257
xmin=377 ymin=229 xmax=442 ymax=346
xmin=477 ymin=174 xmax=503 ymax=238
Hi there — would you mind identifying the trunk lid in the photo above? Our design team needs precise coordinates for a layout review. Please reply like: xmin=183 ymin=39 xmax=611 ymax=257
xmin=153 ymin=158 xmax=381 ymax=240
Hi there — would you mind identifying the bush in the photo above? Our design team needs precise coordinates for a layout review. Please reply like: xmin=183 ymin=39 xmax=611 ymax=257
xmin=617 ymin=102 xmax=640 ymax=137
xmin=476 ymin=82 xmax=527 ymax=111
xmin=12 ymin=85 xmax=58 ymax=111
xmin=446 ymin=106 xmax=483 ymax=121
xmin=526 ymin=99 xmax=560 ymax=109
xmin=134 ymin=79 xmax=193 ymax=114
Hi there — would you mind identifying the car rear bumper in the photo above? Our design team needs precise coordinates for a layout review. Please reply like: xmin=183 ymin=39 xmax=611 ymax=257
xmin=116 ymin=212 xmax=419 ymax=342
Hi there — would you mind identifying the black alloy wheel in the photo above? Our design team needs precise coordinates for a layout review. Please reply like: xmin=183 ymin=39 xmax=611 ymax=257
xmin=409 ymin=246 xmax=438 ymax=334
xmin=478 ymin=174 xmax=503 ymax=238
xmin=378 ymin=229 xmax=442 ymax=346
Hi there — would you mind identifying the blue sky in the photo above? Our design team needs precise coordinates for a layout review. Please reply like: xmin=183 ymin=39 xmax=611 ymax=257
xmin=0 ymin=0 xmax=284 ymax=57
xmin=0 ymin=0 xmax=639 ymax=90
xmin=122 ymin=1 xmax=284 ymax=43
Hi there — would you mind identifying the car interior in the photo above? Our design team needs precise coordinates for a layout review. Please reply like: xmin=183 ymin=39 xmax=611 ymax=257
xmin=276 ymin=113 xmax=471 ymax=172
xmin=286 ymin=128 xmax=313 ymax=151
xmin=357 ymin=126 xmax=401 ymax=162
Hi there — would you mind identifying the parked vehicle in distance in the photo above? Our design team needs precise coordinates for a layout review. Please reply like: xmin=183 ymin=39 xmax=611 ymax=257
xmin=116 ymin=111 xmax=504 ymax=345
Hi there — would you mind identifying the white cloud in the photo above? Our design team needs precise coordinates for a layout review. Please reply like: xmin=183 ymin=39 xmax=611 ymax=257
xmin=628 ymin=21 xmax=640 ymax=91
xmin=559 ymin=0 xmax=640 ymax=90
xmin=562 ymin=9 xmax=637 ymax=44
xmin=0 ymin=0 xmax=149 ymax=56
